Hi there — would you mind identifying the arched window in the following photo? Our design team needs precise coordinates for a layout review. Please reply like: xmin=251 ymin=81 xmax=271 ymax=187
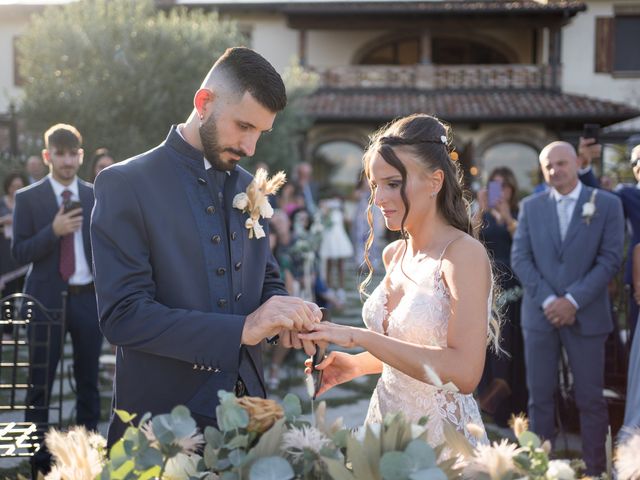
xmin=481 ymin=142 xmax=540 ymax=194
xmin=313 ymin=141 xmax=365 ymax=188
xmin=358 ymin=35 xmax=511 ymax=65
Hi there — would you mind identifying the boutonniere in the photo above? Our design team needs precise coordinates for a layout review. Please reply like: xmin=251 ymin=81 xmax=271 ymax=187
xmin=581 ymin=189 xmax=598 ymax=225
xmin=232 ymin=168 xmax=286 ymax=239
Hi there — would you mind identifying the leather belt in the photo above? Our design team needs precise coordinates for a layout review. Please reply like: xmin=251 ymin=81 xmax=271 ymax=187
xmin=67 ymin=282 xmax=95 ymax=295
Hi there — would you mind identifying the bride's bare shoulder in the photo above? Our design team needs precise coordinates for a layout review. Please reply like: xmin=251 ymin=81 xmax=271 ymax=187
xmin=441 ymin=234 xmax=490 ymax=276
xmin=382 ymin=240 xmax=404 ymax=270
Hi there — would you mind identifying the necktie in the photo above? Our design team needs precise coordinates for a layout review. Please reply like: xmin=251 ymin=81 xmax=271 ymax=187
xmin=59 ymin=190 xmax=75 ymax=282
xmin=557 ymin=196 xmax=573 ymax=241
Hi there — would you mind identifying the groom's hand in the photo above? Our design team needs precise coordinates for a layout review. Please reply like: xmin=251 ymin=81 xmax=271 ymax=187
xmin=242 ymin=296 xmax=321 ymax=347
xmin=278 ymin=302 xmax=321 ymax=355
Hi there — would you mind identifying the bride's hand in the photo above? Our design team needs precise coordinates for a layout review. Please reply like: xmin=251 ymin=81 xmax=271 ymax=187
xmin=297 ymin=322 xmax=360 ymax=349
xmin=304 ymin=351 xmax=361 ymax=396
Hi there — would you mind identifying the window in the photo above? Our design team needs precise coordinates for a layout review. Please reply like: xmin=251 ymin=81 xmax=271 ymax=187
xmin=595 ymin=14 xmax=640 ymax=75
xmin=361 ymin=38 xmax=419 ymax=65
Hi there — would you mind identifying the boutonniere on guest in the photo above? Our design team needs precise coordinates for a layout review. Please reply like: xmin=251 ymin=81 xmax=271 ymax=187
xmin=233 ymin=168 xmax=286 ymax=239
xmin=581 ymin=189 xmax=598 ymax=225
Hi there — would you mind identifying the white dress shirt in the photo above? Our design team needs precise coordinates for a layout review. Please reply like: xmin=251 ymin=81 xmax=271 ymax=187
xmin=48 ymin=175 xmax=93 ymax=285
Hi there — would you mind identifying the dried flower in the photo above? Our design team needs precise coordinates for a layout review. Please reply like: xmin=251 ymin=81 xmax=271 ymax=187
xmin=236 ymin=395 xmax=284 ymax=433
xmin=44 ymin=427 xmax=106 ymax=480
xmin=464 ymin=438 xmax=522 ymax=480
xmin=467 ymin=423 xmax=486 ymax=441
xmin=615 ymin=427 xmax=640 ymax=480
xmin=233 ymin=168 xmax=286 ymax=239
xmin=140 ymin=420 xmax=204 ymax=455
xmin=546 ymin=459 xmax=576 ymax=480
xmin=281 ymin=426 xmax=330 ymax=462
xmin=509 ymin=413 xmax=529 ymax=438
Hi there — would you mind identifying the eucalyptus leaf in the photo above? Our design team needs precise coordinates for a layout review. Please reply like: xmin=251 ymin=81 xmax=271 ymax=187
xmin=114 ymin=409 xmax=137 ymax=424
xmin=205 ymin=426 xmax=224 ymax=449
xmin=249 ymin=456 xmax=294 ymax=480
xmin=225 ymin=433 xmax=249 ymax=450
xmin=203 ymin=444 xmax=218 ymax=469
xmin=137 ymin=466 xmax=162 ymax=480
xmin=221 ymin=472 xmax=240 ymax=480
xmin=135 ymin=445 xmax=163 ymax=470
xmin=409 ymin=467 xmax=448 ymax=480
xmin=218 ymin=402 xmax=250 ymax=431
xmin=229 ymin=448 xmax=247 ymax=467
xmin=518 ymin=431 xmax=541 ymax=449
xmin=380 ymin=451 xmax=412 ymax=480
xmin=152 ymin=413 xmax=176 ymax=445
xmin=405 ymin=439 xmax=436 ymax=470
xmin=283 ymin=393 xmax=302 ymax=420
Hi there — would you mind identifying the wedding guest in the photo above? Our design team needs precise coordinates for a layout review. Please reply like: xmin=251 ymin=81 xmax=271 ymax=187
xmin=475 ymin=167 xmax=527 ymax=426
xmin=90 ymin=148 xmax=116 ymax=181
xmin=13 ymin=124 xmax=103 ymax=477
xmin=301 ymin=114 xmax=497 ymax=450
xmin=90 ymin=48 xmax=320 ymax=447
xmin=621 ymin=243 xmax=640 ymax=433
xmin=351 ymin=173 xmax=385 ymax=271
xmin=511 ymin=141 xmax=624 ymax=476
xmin=25 ymin=155 xmax=46 ymax=184
xmin=293 ymin=162 xmax=319 ymax=215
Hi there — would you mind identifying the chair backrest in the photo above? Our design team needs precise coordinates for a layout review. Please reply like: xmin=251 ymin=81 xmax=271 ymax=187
xmin=0 ymin=292 xmax=67 ymax=458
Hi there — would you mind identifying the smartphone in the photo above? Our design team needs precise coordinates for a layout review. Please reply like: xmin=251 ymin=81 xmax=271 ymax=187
xmin=63 ymin=200 xmax=82 ymax=215
xmin=310 ymin=308 xmax=331 ymax=399
xmin=583 ymin=123 xmax=600 ymax=144
xmin=487 ymin=180 xmax=502 ymax=209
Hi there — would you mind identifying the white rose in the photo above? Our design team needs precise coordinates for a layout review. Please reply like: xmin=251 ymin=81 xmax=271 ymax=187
xmin=258 ymin=197 xmax=274 ymax=219
xmin=546 ymin=460 xmax=575 ymax=480
xmin=233 ymin=193 xmax=249 ymax=211
xmin=582 ymin=202 xmax=595 ymax=217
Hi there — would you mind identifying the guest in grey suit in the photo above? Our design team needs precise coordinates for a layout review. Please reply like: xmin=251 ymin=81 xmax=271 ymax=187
xmin=511 ymin=141 xmax=624 ymax=476
xmin=91 ymin=47 xmax=320 ymax=446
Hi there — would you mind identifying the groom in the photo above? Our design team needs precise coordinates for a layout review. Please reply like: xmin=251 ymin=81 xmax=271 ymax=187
xmin=511 ymin=141 xmax=624 ymax=475
xmin=91 ymin=47 xmax=320 ymax=446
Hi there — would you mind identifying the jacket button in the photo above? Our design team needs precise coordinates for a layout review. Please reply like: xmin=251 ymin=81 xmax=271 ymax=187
xmin=231 ymin=232 xmax=237 ymax=240
xmin=217 ymin=298 xmax=227 ymax=307
xmin=197 ymin=177 xmax=207 ymax=185
xmin=217 ymin=267 xmax=226 ymax=275
xmin=234 ymin=261 xmax=242 ymax=270
xmin=235 ymin=293 xmax=243 ymax=301
xmin=211 ymin=235 xmax=221 ymax=244
xmin=206 ymin=205 xmax=216 ymax=214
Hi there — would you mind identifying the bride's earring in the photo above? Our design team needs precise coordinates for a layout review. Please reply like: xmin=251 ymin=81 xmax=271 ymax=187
xmin=430 ymin=191 xmax=437 ymax=199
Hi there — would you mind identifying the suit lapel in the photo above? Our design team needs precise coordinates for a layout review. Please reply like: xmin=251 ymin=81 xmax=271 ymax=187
xmin=561 ymin=185 xmax=591 ymax=251
xmin=39 ymin=178 xmax=60 ymax=222
xmin=545 ymin=192 xmax=562 ymax=254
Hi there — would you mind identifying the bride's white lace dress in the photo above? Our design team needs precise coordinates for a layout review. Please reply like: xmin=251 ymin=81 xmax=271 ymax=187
xmin=362 ymin=250 xmax=488 ymax=449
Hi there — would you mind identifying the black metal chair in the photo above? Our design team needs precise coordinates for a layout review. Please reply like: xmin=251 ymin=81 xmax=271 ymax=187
xmin=0 ymin=292 xmax=66 ymax=459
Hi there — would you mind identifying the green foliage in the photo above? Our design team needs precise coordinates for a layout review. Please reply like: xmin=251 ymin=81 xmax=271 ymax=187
xmin=17 ymin=0 xmax=243 ymax=176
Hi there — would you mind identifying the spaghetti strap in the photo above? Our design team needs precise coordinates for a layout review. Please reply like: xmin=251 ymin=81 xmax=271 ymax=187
xmin=437 ymin=236 xmax=463 ymax=270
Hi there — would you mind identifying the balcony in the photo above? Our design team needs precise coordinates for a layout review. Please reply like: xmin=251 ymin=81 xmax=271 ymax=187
xmin=309 ymin=64 xmax=558 ymax=91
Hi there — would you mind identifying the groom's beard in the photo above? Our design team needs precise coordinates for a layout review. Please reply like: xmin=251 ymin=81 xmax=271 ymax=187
xmin=199 ymin=114 xmax=246 ymax=171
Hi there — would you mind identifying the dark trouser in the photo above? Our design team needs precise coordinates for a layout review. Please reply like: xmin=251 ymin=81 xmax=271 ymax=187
xmin=26 ymin=290 xmax=102 ymax=476
xmin=629 ymin=286 xmax=638 ymax=342
xmin=523 ymin=327 xmax=609 ymax=476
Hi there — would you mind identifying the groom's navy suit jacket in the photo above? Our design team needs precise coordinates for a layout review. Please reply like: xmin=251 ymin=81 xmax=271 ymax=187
xmin=91 ymin=127 xmax=287 ymax=444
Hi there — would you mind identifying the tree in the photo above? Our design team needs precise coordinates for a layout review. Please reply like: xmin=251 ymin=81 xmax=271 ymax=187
xmin=17 ymin=0 xmax=243 ymax=176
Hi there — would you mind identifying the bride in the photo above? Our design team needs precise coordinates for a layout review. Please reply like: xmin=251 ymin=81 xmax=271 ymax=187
xmin=300 ymin=114 xmax=499 ymax=447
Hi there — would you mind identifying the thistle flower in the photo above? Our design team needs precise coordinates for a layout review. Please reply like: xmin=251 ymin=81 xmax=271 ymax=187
xmin=464 ymin=438 xmax=522 ymax=480
xmin=140 ymin=420 xmax=204 ymax=455
xmin=546 ymin=459 xmax=576 ymax=480
xmin=615 ymin=427 xmax=640 ymax=480
xmin=281 ymin=426 xmax=330 ymax=462
xmin=509 ymin=413 xmax=529 ymax=438
xmin=44 ymin=427 xmax=106 ymax=480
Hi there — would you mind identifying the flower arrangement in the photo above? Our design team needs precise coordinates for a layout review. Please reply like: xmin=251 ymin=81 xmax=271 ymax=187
xmin=40 ymin=394 xmax=636 ymax=479
xmin=581 ymin=189 xmax=597 ymax=225
xmin=232 ymin=168 xmax=287 ymax=239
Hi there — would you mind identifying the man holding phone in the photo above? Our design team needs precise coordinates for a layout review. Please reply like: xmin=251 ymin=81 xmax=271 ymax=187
xmin=12 ymin=124 xmax=103 ymax=477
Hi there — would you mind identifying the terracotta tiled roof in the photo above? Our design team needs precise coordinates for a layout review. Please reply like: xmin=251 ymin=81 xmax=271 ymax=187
xmin=179 ymin=1 xmax=586 ymax=16
xmin=299 ymin=89 xmax=640 ymax=124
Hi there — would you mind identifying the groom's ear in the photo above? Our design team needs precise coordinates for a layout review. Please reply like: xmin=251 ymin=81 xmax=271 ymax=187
xmin=193 ymin=88 xmax=216 ymax=120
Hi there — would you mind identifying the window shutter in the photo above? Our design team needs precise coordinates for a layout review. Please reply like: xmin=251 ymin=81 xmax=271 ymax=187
xmin=595 ymin=17 xmax=614 ymax=73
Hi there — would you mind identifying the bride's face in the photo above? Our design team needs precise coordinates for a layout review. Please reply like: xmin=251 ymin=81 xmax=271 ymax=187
xmin=369 ymin=149 xmax=433 ymax=232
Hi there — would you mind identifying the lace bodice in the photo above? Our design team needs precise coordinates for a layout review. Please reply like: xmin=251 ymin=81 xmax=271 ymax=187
xmin=362 ymin=252 xmax=488 ymax=451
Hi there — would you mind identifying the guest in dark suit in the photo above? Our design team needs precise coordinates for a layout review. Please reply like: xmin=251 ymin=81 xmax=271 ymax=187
xmin=12 ymin=124 xmax=103 ymax=477
xmin=90 ymin=47 xmax=320 ymax=447
xmin=511 ymin=141 xmax=624 ymax=476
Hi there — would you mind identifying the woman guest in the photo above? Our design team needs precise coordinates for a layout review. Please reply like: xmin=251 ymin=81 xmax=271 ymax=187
xmin=301 ymin=114 xmax=498 ymax=449
xmin=91 ymin=148 xmax=115 ymax=181
xmin=475 ymin=167 xmax=528 ymax=425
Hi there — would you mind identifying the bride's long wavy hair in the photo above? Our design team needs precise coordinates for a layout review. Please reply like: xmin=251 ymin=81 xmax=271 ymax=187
xmin=359 ymin=114 xmax=501 ymax=351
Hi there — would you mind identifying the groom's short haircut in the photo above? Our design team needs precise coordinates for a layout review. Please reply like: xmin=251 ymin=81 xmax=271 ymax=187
xmin=203 ymin=47 xmax=287 ymax=113
xmin=44 ymin=123 xmax=82 ymax=151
